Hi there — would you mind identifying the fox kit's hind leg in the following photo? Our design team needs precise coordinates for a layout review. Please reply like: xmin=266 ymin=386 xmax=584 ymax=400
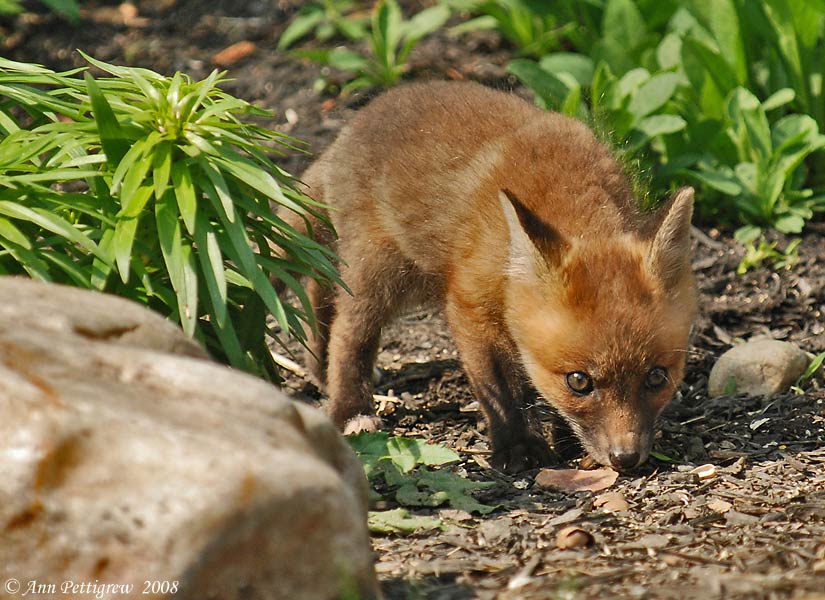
xmin=445 ymin=293 xmax=553 ymax=473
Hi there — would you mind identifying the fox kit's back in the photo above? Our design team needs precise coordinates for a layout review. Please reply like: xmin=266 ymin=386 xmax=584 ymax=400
xmin=294 ymin=81 xmax=696 ymax=472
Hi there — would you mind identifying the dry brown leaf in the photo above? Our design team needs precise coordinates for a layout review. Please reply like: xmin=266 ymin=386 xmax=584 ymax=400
xmin=593 ymin=490 xmax=629 ymax=512
xmin=555 ymin=525 xmax=594 ymax=549
xmin=707 ymin=498 xmax=733 ymax=513
xmin=536 ymin=467 xmax=618 ymax=492
xmin=635 ymin=533 xmax=670 ymax=549
xmin=212 ymin=41 xmax=257 ymax=67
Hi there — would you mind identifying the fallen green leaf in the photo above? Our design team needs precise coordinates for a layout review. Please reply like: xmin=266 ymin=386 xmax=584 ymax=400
xmin=368 ymin=507 xmax=443 ymax=535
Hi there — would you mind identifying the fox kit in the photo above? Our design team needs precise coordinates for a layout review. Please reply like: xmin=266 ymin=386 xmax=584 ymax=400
xmin=289 ymin=81 xmax=697 ymax=472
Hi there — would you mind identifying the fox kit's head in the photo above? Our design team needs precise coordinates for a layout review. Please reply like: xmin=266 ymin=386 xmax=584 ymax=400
xmin=499 ymin=187 xmax=697 ymax=470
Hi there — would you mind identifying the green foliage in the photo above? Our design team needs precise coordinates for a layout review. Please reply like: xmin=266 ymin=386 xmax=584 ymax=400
xmin=795 ymin=351 xmax=825 ymax=389
xmin=277 ymin=0 xmax=369 ymax=50
xmin=0 ymin=55 xmax=340 ymax=378
xmin=348 ymin=432 xmax=498 ymax=534
xmin=0 ymin=0 xmax=78 ymax=20
xmin=496 ymin=0 xmax=825 ymax=232
xmin=348 ymin=430 xmax=461 ymax=476
xmin=296 ymin=0 xmax=449 ymax=95
xmin=446 ymin=0 xmax=577 ymax=58
xmin=367 ymin=507 xmax=444 ymax=535
xmin=733 ymin=225 xmax=800 ymax=274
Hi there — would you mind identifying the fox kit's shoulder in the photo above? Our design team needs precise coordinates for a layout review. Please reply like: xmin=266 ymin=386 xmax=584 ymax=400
xmin=318 ymin=81 xmax=641 ymax=239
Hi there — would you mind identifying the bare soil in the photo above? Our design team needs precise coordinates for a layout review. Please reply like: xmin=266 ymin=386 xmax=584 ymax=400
xmin=7 ymin=2 xmax=825 ymax=598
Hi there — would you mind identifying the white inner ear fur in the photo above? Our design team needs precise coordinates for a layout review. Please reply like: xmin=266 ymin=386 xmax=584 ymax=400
xmin=647 ymin=186 xmax=694 ymax=285
xmin=499 ymin=190 xmax=540 ymax=280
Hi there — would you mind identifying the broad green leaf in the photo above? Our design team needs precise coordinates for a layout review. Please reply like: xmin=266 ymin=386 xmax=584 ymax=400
xmin=391 ymin=467 xmax=498 ymax=515
xmin=727 ymin=87 xmax=772 ymax=163
xmin=628 ymin=72 xmax=682 ymax=120
xmin=681 ymin=36 xmax=739 ymax=118
xmin=602 ymin=0 xmax=645 ymax=47
xmin=41 ymin=0 xmax=80 ymax=22
xmin=508 ymin=59 xmax=571 ymax=109
xmin=656 ymin=32 xmax=683 ymax=70
xmin=598 ymin=0 xmax=646 ymax=73
xmin=368 ymin=508 xmax=442 ymax=535
xmin=402 ymin=4 xmax=450 ymax=41
xmin=686 ymin=0 xmax=747 ymax=84
xmin=348 ymin=432 xmax=460 ymax=477
xmin=684 ymin=167 xmax=742 ymax=195
xmin=449 ymin=14 xmax=498 ymax=35
xmin=616 ymin=68 xmax=651 ymax=102
xmin=538 ymin=53 xmax=594 ymax=87
xmin=733 ymin=224 xmax=762 ymax=245
xmin=634 ymin=114 xmax=687 ymax=138
xmin=373 ymin=0 xmax=403 ymax=70
xmin=762 ymin=88 xmax=796 ymax=111
xmin=775 ymin=213 xmax=805 ymax=233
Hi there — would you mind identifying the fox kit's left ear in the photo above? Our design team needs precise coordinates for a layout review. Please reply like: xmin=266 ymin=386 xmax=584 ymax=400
xmin=499 ymin=189 xmax=568 ymax=280
xmin=647 ymin=186 xmax=694 ymax=285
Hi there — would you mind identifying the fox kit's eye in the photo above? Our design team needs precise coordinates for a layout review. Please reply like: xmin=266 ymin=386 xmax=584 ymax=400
xmin=645 ymin=367 xmax=668 ymax=389
xmin=566 ymin=371 xmax=594 ymax=395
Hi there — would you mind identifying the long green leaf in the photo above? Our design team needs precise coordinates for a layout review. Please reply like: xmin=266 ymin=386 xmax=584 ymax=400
xmin=84 ymin=73 xmax=130 ymax=168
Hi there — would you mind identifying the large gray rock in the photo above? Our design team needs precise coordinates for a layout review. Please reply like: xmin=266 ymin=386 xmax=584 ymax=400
xmin=0 ymin=278 xmax=377 ymax=600
xmin=708 ymin=339 xmax=810 ymax=397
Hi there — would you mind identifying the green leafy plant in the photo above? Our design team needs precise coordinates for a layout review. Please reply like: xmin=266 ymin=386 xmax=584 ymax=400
xmin=508 ymin=56 xmax=686 ymax=153
xmin=682 ymin=88 xmax=825 ymax=232
xmin=0 ymin=0 xmax=78 ymax=20
xmin=0 ymin=55 xmax=340 ymax=378
xmin=794 ymin=351 xmax=825 ymax=392
xmin=277 ymin=0 xmax=369 ymax=50
xmin=733 ymin=225 xmax=800 ymax=274
xmin=297 ymin=0 xmax=449 ymax=95
xmin=502 ymin=0 xmax=825 ymax=233
xmin=446 ymin=0 xmax=573 ymax=58
xmin=348 ymin=432 xmax=498 ymax=534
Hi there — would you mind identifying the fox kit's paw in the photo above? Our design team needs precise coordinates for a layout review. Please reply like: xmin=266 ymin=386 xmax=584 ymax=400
xmin=343 ymin=414 xmax=384 ymax=436
xmin=491 ymin=434 xmax=554 ymax=474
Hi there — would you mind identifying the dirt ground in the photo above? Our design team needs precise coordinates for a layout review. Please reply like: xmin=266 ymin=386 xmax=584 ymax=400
xmin=6 ymin=2 xmax=825 ymax=598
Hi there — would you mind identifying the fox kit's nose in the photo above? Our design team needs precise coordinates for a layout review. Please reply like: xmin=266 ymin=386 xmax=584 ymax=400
xmin=609 ymin=450 xmax=640 ymax=471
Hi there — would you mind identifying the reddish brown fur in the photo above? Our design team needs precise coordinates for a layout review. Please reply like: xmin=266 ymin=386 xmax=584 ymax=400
xmin=284 ymin=81 xmax=697 ymax=472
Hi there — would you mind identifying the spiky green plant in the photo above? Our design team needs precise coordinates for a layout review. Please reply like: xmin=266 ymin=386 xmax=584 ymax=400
xmin=0 ymin=54 xmax=340 ymax=379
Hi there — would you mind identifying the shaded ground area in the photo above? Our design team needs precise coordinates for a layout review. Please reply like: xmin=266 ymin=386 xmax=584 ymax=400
xmin=6 ymin=2 xmax=825 ymax=598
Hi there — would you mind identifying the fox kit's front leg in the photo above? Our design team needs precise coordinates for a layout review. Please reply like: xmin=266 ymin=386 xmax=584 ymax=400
xmin=445 ymin=295 xmax=553 ymax=473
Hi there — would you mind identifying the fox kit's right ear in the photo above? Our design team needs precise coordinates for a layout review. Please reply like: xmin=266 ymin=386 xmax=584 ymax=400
xmin=499 ymin=189 xmax=567 ymax=280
